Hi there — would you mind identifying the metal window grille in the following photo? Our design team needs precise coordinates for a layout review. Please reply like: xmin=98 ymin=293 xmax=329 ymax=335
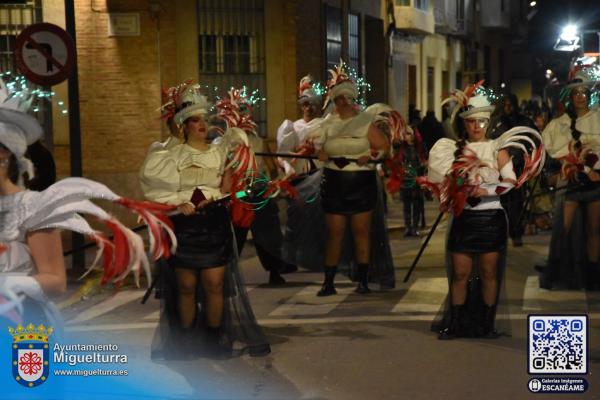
xmin=197 ymin=0 xmax=267 ymax=136
xmin=325 ymin=5 xmax=342 ymax=72
xmin=415 ymin=0 xmax=429 ymax=10
xmin=0 ymin=0 xmax=51 ymax=145
xmin=0 ymin=0 xmax=40 ymax=72
xmin=348 ymin=12 xmax=360 ymax=74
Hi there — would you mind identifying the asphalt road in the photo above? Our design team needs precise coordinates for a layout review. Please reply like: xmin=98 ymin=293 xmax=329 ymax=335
xmin=56 ymin=200 xmax=600 ymax=400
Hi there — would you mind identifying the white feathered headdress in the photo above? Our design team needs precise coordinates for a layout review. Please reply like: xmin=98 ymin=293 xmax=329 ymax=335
xmin=323 ymin=60 xmax=358 ymax=109
xmin=0 ymin=78 xmax=43 ymax=179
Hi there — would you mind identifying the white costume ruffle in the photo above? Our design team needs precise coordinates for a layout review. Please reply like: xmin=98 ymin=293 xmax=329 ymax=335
xmin=542 ymin=109 xmax=600 ymax=168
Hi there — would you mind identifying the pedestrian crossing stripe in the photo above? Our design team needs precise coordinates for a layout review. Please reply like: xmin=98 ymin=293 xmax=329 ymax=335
xmin=64 ymin=275 xmax=600 ymax=330
xmin=391 ymin=277 xmax=447 ymax=313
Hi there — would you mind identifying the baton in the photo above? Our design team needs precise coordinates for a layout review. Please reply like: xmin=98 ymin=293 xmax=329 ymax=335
xmin=254 ymin=152 xmax=384 ymax=164
xmin=403 ymin=211 xmax=444 ymax=283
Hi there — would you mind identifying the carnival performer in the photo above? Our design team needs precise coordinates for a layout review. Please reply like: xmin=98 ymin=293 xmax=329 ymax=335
xmin=140 ymin=82 xmax=270 ymax=359
xmin=316 ymin=61 xmax=392 ymax=296
xmin=540 ymin=65 xmax=600 ymax=290
xmin=277 ymin=75 xmax=324 ymax=177
xmin=0 ymin=78 xmax=174 ymax=329
xmin=215 ymin=87 xmax=296 ymax=285
xmin=379 ymin=107 xmax=428 ymax=238
xmin=421 ymin=82 xmax=544 ymax=339
xmin=277 ymin=75 xmax=325 ymax=272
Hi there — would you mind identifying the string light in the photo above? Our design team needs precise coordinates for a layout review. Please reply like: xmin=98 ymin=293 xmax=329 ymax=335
xmin=559 ymin=64 xmax=600 ymax=108
xmin=475 ymin=86 xmax=500 ymax=104
xmin=349 ymin=67 xmax=372 ymax=108
xmin=0 ymin=72 xmax=69 ymax=115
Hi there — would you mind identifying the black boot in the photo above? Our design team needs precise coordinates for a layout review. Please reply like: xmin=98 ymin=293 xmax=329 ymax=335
xmin=317 ymin=266 xmax=337 ymax=297
xmin=354 ymin=263 xmax=371 ymax=294
xmin=205 ymin=326 xmax=232 ymax=359
xmin=482 ymin=305 xmax=498 ymax=338
xmin=438 ymin=305 xmax=463 ymax=340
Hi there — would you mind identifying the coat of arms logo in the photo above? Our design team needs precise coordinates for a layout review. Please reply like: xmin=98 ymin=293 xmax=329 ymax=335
xmin=9 ymin=323 xmax=53 ymax=387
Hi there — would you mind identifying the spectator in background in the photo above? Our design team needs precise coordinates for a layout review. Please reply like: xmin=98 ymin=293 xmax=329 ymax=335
xmin=418 ymin=110 xmax=445 ymax=154
xmin=408 ymin=104 xmax=422 ymax=127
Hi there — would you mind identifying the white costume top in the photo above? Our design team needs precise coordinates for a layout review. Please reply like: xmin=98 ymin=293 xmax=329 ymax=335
xmin=277 ymin=117 xmax=324 ymax=175
xmin=428 ymin=138 xmax=504 ymax=210
xmin=140 ymin=143 xmax=226 ymax=204
xmin=542 ymin=109 xmax=600 ymax=169
xmin=320 ymin=112 xmax=375 ymax=171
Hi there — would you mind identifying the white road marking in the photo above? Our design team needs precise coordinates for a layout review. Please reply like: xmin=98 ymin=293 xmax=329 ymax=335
xmin=65 ymin=290 xmax=145 ymax=325
xmin=391 ymin=277 xmax=447 ymax=313
xmin=522 ymin=275 xmax=586 ymax=311
xmin=269 ymin=284 xmax=354 ymax=317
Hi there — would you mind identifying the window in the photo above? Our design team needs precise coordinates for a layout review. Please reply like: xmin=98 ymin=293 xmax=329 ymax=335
xmin=325 ymin=5 xmax=343 ymax=71
xmin=0 ymin=34 xmax=15 ymax=72
xmin=199 ymin=35 xmax=257 ymax=75
xmin=348 ymin=13 xmax=360 ymax=73
xmin=197 ymin=0 xmax=267 ymax=136
xmin=498 ymin=49 xmax=505 ymax=85
xmin=427 ymin=66 xmax=434 ymax=111
xmin=415 ymin=0 xmax=429 ymax=11
xmin=484 ymin=45 xmax=491 ymax=84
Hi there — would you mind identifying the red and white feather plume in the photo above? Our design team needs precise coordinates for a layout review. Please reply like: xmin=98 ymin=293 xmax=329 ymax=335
xmin=441 ymin=80 xmax=485 ymax=123
xmin=561 ymin=141 xmax=599 ymax=182
xmin=494 ymin=126 xmax=546 ymax=188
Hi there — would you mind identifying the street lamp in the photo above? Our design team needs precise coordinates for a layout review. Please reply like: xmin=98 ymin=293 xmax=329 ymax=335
xmin=529 ymin=1 xmax=537 ymax=7
xmin=554 ymin=24 xmax=580 ymax=52
xmin=560 ymin=25 xmax=578 ymax=41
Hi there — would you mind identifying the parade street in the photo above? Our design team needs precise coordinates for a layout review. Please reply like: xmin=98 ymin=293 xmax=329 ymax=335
xmin=58 ymin=200 xmax=600 ymax=400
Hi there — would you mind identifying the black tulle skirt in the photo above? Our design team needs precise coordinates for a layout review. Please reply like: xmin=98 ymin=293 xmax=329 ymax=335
xmin=167 ymin=204 xmax=233 ymax=269
xmin=447 ymin=208 xmax=507 ymax=253
xmin=321 ymin=168 xmax=377 ymax=215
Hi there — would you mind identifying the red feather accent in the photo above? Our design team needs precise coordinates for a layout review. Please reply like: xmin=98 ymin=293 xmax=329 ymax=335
xmin=88 ymin=232 xmax=116 ymax=285
xmin=0 ymin=243 xmax=6 ymax=255
xmin=464 ymin=80 xmax=485 ymax=99
xmin=231 ymin=200 xmax=255 ymax=228
xmin=113 ymin=198 xmax=177 ymax=260
xmin=561 ymin=141 xmax=597 ymax=182
xmin=384 ymin=158 xmax=406 ymax=194
xmin=416 ymin=149 xmax=484 ymax=216
xmin=159 ymin=79 xmax=193 ymax=121
xmin=215 ymin=88 xmax=258 ymax=134
xmin=103 ymin=220 xmax=130 ymax=284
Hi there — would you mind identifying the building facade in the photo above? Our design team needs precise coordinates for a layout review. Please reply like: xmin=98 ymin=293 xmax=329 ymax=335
xmin=0 ymin=0 xmax=530 ymax=205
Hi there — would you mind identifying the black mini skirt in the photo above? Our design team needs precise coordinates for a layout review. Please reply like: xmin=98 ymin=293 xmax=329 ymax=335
xmin=320 ymin=168 xmax=377 ymax=215
xmin=565 ymin=183 xmax=600 ymax=202
xmin=167 ymin=204 xmax=234 ymax=270
xmin=447 ymin=209 xmax=507 ymax=254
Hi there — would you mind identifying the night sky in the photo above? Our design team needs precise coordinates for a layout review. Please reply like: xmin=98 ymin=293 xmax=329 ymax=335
xmin=528 ymin=0 xmax=600 ymax=91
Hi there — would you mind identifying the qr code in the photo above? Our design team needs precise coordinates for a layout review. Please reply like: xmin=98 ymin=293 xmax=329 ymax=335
xmin=528 ymin=315 xmax=587 ymax=374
